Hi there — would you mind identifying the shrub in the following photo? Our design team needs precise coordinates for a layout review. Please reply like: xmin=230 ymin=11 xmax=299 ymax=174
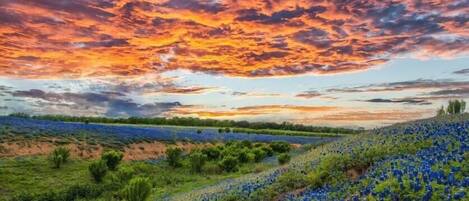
xmin=252 ymin=148 xmax=267 ymax=162
xmin=89 ymin=160 xmax=108 ymax=183
xmin=202 ymin=162 xmax=222 ymax=174
xmin=240 ymin=140 xmax=252 ymax=148
xmin=237 ymin=149 xmax=250 ymax=163
xmin=166 ymin=147 xmax=183 ymax=167
xmin=189 ymin=151 xmax=207 ymax=173
xmin=197 ymin=129 xmax=202 ymax=134
xmin=112 ymin=166 xmax=135 ymax=184
xmin=202 ymin=146 xmax=221 ymax=160
xmin=261 ymin=146 xmax=274 ymax=157
xmin=278 ymin=153 xmax=291 ymax=165
xmin=219 ymin=155 xmax=238 ymax=172
xmin=218 ymin=128 xmax=224 ymax=133
xmin=224 ymin=127 xmax=231 ymax=133
xmin=101 ymin=150 xmax=124 ymax=170
xmin=49 ymin=147 xmax=70 ymax=168
xmin=122 ymin=177 xmax=152 ymax=201
xmin=270 ymin=141 xmax=291 ymax=153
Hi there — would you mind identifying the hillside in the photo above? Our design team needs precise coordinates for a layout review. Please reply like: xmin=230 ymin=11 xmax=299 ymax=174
xmin=173 ymin=114 xmax=468 ymax=201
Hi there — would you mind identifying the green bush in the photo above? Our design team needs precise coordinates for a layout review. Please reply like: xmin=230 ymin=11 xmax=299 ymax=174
xmin=89 ymin=160 xmax=108 ymax=183
xmin=219 ymin=155 xmax=238 ymax=172
xmin=122 ymin=177 xmax=152 ymax=201
xmin=189 ymin=151 xmax=207 ymax=173
xmin=202 ymin=146 xmax=221 ymax=160
xmin=270 ymin=141 xmax=291 ymax=153
xmin=49 ymin=147 xmax=70 ymax=168
xmin=240 ymin=140 xmax=252 ymax=148
xmin=112 ymin=166 xmax=135 ymax=184
xmin=252 ymin=148 xmax=267 ymax=162
xmin=237 ymin=149 xmax=250 ymax=163
xmin=261 ymin=145 xmax=274 ymax=157
xmin=166 ymin=147 xmax=183 ymax=167
xmin=101 ymin=150 xmax=124 ymax=170
xmin=202 ymin=162 xmax=222 ymax=174
xmin=278 ymin=153 xmax=291 ymax=165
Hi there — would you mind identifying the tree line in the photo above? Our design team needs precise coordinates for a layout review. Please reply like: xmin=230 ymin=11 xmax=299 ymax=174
xmin=8 ymin=113 xmax=361 ymax=134
xmin=437 ymin=99 xmax=466 ymax=116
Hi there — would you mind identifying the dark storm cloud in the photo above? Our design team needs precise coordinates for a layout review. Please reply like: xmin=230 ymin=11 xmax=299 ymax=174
xmin=236 ymin=6 xmax=326 ymax=24
xmin=245 ymin=51 xmax=289 ymax=61
xmin=328 ymin=79 xmax=469 ymax=93
xmin=10 ymin=89 xmax=182 ymax=117
xmin=74 ymin=38 xmax=129 ymax=48
xmin=453 ymin=68 xmax=469 ymax=75
xmin=295 ymin=91 xmax=321 ymax=99
xmin=363 ymin=98 xmax=431 ymax=105
xmin=292 ymin=28 xmax=331 ymax=48
xmin=161 ymin=0 xmax=226 ymax=13
xmin=428 ymin=88 xmax=469 ymax=96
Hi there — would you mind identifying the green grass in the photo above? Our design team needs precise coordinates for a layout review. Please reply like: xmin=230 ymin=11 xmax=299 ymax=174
xmin=0 ymin=156 xmax=275 ymax=201
xmin=0 ymin=156 xmax=93 ymax=200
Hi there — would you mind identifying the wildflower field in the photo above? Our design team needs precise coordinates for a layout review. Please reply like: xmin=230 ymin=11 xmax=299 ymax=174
xmin=170 ymin=114 xmax=468 ymax=201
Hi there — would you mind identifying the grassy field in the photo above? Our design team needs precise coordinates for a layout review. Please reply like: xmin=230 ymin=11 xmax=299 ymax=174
xmin=0 ymin=155 xmax=277 ymax=201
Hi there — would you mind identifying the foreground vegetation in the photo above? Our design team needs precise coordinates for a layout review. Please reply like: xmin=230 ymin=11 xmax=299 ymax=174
xmin=0 ymin=140 xmax=300 ymax=201
xmin=173 ymin=113 xmax=468 ymax=201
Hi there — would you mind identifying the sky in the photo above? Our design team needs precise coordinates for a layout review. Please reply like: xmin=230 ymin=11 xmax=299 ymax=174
xmin=0 ymin=0 xmax=468 ymax=128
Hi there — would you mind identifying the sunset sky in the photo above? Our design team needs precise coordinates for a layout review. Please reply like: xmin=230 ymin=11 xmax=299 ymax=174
xmin=0 ymin=0 xmax=468 ymax=128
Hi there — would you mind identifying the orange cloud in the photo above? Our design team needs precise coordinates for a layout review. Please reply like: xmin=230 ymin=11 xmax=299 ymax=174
xmin=0 ymin=1 xmax=467 ymax=79
xmin=171 ymin=104 xmax=337 ymax=118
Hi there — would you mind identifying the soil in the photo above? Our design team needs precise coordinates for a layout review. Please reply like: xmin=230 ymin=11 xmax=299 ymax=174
xmin=0 ymin=137 xmax=214 ymax=161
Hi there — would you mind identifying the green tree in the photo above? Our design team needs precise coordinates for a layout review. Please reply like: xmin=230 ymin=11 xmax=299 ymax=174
xmin=278 ymin=153 xmax=291 ymax=165
xmin=189 ymin=151 xmax=207 ymax=173
xmin=252 ymin=148 xmax=267 ymax=162
xmin=101 ymin=150 xmax=124 ymax=170
xmin=166 ymin=147 xmax=183 ymax=167
xmin=270 ymin=141 xmax=291 ymax=153
xmin=49 ymin=147 xmax=70 ymax=168
xmin=219 ymin=155 xmax=238 ymax=172
xmin=122 ymin=177 xmax=152 ymax=201
xmin=446 ymin=99 xmax=466 ymax=114
xmin=89 ymin=160 xmax=108 ymax=183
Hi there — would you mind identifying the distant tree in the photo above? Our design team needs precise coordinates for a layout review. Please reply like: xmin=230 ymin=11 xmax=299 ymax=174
xmin=446 ymin=99 xmax=466 ymax=115
xmin=50 ymin=147 xmax=70 ymax=169
xmin=101 ymin=150 xmax=124 ymax=171
xmin=89 ymin=160 xmax=108 ymax=183
xmin=166 ymin=147 xmax=183 ymax=167
xmin=122 ymin=177 xmax=152 ymax=201
xmin=189 ymin=151 xmax=207 ymax=173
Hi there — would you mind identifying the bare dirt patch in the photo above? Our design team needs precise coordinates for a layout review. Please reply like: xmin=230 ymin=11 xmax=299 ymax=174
xmin=346 ymin=167 xmax=368 ymax=181
xmin=123 ymin=141 xmax=214 ymax=160
xmin=0 ymin=138 xmax=214 ymax=161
